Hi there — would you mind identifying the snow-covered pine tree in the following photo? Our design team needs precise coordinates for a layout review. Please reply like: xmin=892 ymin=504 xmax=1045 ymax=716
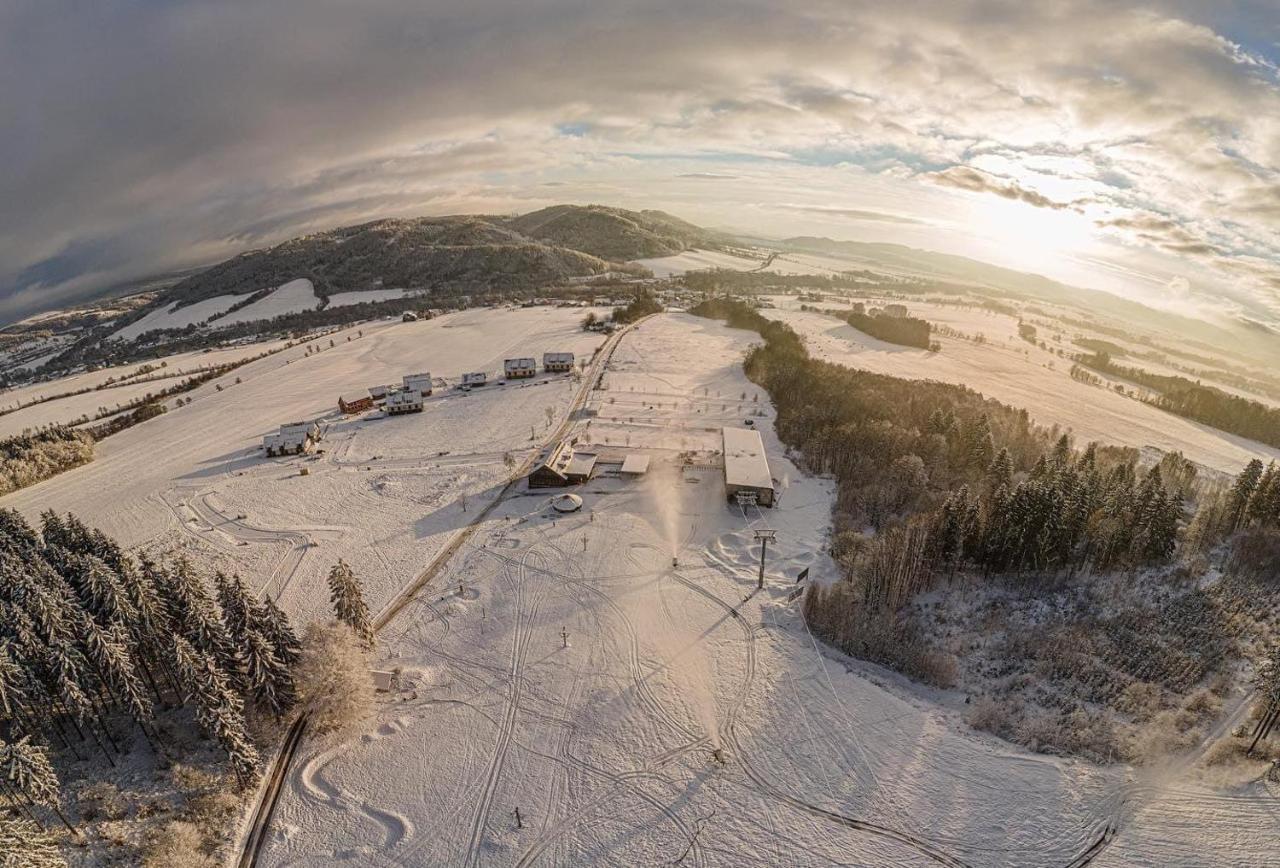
xmin=0 ymin=507 xmax=41 ymax=553
xmin=171 ymin=637 xmax=259 ymax=787
xmin=1 ymin=736 xmax=76 ymax=834
xmin=242 ymin=628 xmax=296 ymax=720
xmin=327 ymin=560 xmax=374 ymax=647
xmin=166 ymin=559 xmax=243 ymax=689
xmin=214 ymin=572 xmax=252 ymax=645
xmin=1228 ymin=459 xmax=1264 ymax=533
xmin=0 ymin=814 xmax=66 ymax=866
xmin=255 ymin=595 xmax=302 ymax=666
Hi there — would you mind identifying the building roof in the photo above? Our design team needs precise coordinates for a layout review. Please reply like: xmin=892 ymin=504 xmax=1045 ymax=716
xmin=403 ymin=372 xmax=431 ymax=384
xmin=341 ymin=391 xmax=371 ymax=405
xmin=620 ymin=454 xmax=650 ymax=475
xmin=387 ymin=389 xmax=422 ymax=404
xmin=462 ymin=371 xmax=487 ymax=381
xmin=543 ymin=352 xmax=574 ymax=362
xmin=722 ymin=427 xmax=773 ymax=491
xmin=279 ymin=420 xmax=318 ymax=437
xmin=565 ymin=452 xmax=597 ymax=478
xmin=505 ymin=357 xmax=536 ymax=367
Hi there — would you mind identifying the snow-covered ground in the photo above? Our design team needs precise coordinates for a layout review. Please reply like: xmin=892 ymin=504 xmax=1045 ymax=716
xmin=9 ymin=309 xmax=1275 ymax=865
xmin=634 ymin=248 xmax=880 ymax=278
xmin=0 ymin=307 xmax=608 ymax=625
xmin=213 ymin=278 xmax=322 ymax=326
xmin=110 ymin=293 xmax=247 ymax=341
xmin=633 ymin=249 xmax=766 ymax=276
xmin=0 ymin=340 xmax=292 ymax=431
xmin=258 ymin=314 xmax=1153 ymax=867
xmin=327 ymin=289 xmax=414 ymax=308
xmin=762 ymin=304 xmax=1280 ymax=476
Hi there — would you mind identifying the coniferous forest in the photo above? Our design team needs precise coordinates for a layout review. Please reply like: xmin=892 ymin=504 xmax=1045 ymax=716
xmin=0 ymin=508 xmax=301 ymax=864
xmin=693 ymin=297 xmax=1280 ymax=760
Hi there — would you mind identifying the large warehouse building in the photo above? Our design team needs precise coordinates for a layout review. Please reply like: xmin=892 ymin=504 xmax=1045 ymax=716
xmin=722 ymin=426 xmax=775 ymax=507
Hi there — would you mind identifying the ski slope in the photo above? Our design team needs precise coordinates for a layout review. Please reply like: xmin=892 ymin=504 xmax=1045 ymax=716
xmin=258 ymin=314 xmax=1150 ymax=867
xmin=8 ymin=310 xmax=1274 ymax=865
xmin=213 ymin=278 xmax=322 ymax=326
xmin=110 ymin=293 xmax=247 ymax=341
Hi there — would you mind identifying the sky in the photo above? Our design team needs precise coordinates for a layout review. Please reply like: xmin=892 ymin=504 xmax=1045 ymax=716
xmin=3 ymin=0 xmax=1280 ymax=328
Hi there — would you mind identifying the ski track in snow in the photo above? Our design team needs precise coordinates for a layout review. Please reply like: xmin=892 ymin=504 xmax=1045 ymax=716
xmin=10 ymin=307 xmax=1271 ymax=865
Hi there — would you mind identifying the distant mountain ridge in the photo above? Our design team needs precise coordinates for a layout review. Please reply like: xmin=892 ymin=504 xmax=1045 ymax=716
xmin=161 ymin=205 xmax=726 ymax=311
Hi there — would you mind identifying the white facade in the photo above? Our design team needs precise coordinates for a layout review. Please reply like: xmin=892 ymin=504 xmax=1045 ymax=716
xmin=386 ymin=389 xmax=424 ymax=415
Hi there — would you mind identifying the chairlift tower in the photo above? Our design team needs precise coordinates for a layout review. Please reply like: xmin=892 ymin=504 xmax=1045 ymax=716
xmin=752 ymin=528 xmax=777 ymax=590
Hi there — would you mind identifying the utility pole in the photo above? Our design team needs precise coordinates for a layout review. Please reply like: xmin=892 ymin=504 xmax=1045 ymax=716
xmin=561 ymin=626 xmax=569 ymax=648
xmin=752 ymin=529 xmax=777 ymax=590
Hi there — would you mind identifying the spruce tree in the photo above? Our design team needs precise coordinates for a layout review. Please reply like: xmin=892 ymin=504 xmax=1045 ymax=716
xmin=1228 ymin=459 xmax=1265 ymax=532
xmin=171 ymin=637 xmax=259 ymax=787
xmin=243 ymin=629 xmax=296 ymax=720
xmin=327 ymin=560 xmax=374 ymax=647
xmin=0 ymin=815 xmax=66 ymax=866
xmin=256 ymin=595 xmax=302 ymax=666
xmin=1 ymin=736 xmax=76 ymax=834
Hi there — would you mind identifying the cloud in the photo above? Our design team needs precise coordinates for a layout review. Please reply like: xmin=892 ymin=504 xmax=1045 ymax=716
xmin=922 ymin=166 xmax=1080 ymax=211
xmin=1 ymin=0 xmax=1279 ymax=326
xmin=774 ymin=203 xmax=926 ymax=224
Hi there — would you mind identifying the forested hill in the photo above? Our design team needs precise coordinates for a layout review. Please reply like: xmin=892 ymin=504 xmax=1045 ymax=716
xmin=160 ymin=205 xmax=726 ymax=310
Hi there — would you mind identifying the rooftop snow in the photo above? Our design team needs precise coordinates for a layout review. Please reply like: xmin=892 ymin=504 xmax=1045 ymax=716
xmin=723 ymin=426 xmax=773 ymax=490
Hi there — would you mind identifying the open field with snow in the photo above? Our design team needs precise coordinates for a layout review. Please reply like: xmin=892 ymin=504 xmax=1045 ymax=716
xmin=6 ymin=310 xmax=1276 ymax=865
xmin=634 ymin=247 xmax=883 ymax=279
xmin=0 ymin=307 xmax=609 ymax=626
xmin=257 ymin=314 xmax=1179 ymax=868
xmin=761 ymin=304 xmax=1280 ymax=476
xmin=110 ymin=293 xmax=248 ymax=341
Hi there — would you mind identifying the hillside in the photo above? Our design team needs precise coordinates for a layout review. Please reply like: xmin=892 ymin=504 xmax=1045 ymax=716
xmin=504 ymin=204 xmax=729 ymax=260
xmin=780 ymin=236 xmax=1280 ymax=366
xmin=163 ymin=214 xmax=626 ymax=310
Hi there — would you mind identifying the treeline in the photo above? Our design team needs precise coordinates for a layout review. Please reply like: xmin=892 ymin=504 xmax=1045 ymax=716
xmin=1079 ymin=352 xmax=1280 ymax=449
xmin=691 ymin=298 xmax=1206 ymax=683
xmin=846 ymin=304 xmax=933 ymax=349
xmin=611 ymin=289 xmax=663 ymax=324
xmin=0 ymin=509 xmax=383 ymax=863
xmin=0 ymin=510 xmax=299 ymax=837
xmin=0 ymin=427 xmax=94 ymax=497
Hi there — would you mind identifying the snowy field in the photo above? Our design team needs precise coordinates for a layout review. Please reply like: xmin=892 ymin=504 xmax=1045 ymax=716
xmin=258 ymin=314 xmax=1162 ymax=867
xmin=8 ymin=309 xmax=1276 ymax=865
xmin=0 ymin=340 xmax=292 ymax=429
xmin=633 ymin=249 xmax=766 ymax=276
xmin=635 ymin=248 xmax=882 ymax=278
xmin=0 ymin=307 xmax=609 ymax=626
xmin=327 ymin=289 xmax=414 ymax=308
xmin=214 ymin=278 xmax=322 ymax=326
xmin=110 ymin=293 xmax=248 ymax=341
xmin=762 ymin=305 xmax=1280 ymax=476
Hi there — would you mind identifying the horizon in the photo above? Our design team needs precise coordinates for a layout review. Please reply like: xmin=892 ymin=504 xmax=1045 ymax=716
xmin=4 ymin=2 xmax=1280 ymax=335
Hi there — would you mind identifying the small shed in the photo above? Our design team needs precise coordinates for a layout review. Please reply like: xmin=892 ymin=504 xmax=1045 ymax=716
xmin=386 ymin=389 xmax=424 ymax=415
xmin=402 ymin=373 xmax=433 ymax=396
xmin=722 ymin=427 xmax=774 ymax=507
xmin=504 ymin=358 xmax=536 ymax=379
xmin=461 ymin=371 xmax=488 ymax=387
xmin=620 ymin=454 xmax=651 ymax=477
xmin=528 ymin=440 xmax=598 ymax=487
xmin=339 ymin=392 xmax=374 ymax=414
xmin=543 ymin=352 xmax=575 ymax=373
